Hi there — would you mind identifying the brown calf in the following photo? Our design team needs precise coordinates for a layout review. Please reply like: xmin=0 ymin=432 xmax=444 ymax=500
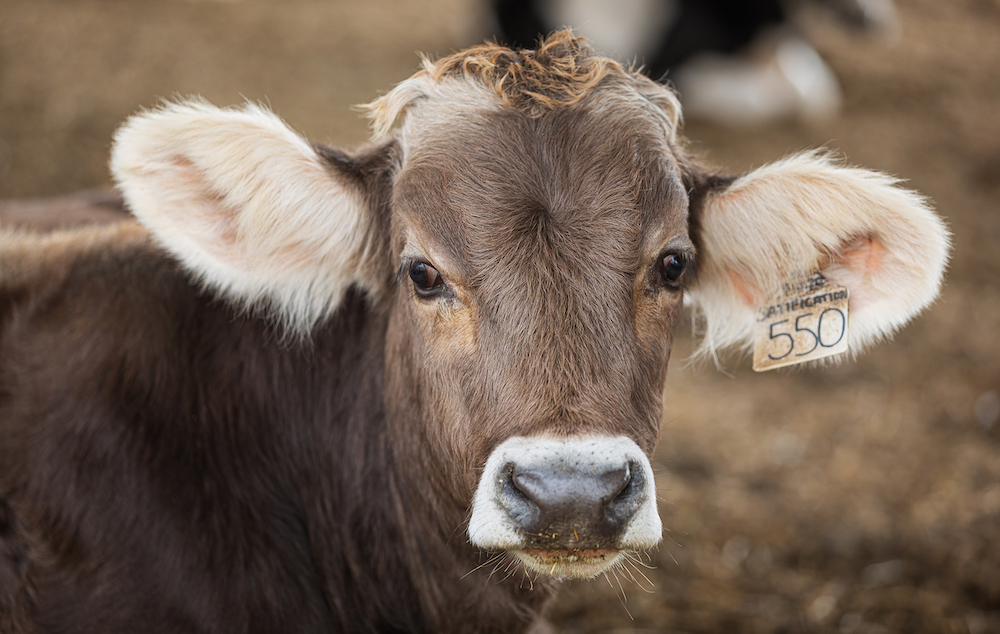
xmin=0 ymin=32 xmax=948 ymax=633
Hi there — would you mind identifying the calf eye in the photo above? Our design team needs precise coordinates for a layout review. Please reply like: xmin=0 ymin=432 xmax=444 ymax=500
xmin=659 ymin=254 xmax=686 ymax=287
xmin=409 ymin=261 xmax=445 ymax=297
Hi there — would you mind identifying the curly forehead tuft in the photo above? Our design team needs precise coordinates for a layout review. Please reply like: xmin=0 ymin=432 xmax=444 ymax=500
xmin=362 ymin=29 xmax=681 ymax=140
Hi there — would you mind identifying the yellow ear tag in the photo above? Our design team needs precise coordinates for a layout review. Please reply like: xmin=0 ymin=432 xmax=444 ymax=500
xmin=752 ymin=273 xmax=849 ymax=372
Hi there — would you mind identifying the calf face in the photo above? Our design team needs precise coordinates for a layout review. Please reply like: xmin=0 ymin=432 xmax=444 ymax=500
xmin=381 ymin=82 xmax=686 ymax=576
xmin=108 ymin=31 xmax=948 ymax=586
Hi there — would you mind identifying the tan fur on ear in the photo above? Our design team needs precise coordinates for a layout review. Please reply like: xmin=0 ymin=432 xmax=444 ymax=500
xmin=111 ymin=99 xmax=381 ymax=336
xmin=689 ymin=151 xmax=950 ymax=361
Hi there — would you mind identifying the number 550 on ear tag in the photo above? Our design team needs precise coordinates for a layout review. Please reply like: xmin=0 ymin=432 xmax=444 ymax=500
xmin=753 ymin=274 xmax=850 ymax=372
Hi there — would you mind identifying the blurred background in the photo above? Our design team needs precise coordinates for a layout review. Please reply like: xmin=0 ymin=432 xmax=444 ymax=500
xmin=2 ymin=0 xmax=999 ymax=632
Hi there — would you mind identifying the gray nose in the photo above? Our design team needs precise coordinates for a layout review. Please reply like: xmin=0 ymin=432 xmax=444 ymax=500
xmin=500 ymin=461 xmax=645 ymax=549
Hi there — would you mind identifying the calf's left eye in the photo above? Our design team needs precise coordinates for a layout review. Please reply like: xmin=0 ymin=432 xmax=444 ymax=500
xmin=409 ymin=261 xmax=445 ymax=297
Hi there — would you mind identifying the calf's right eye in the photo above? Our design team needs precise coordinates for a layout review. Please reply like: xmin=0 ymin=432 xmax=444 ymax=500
xmin=659 ymin=254 xmax=686 ymax=287
xmin=409 ymin=261 xmax=445 ymax=297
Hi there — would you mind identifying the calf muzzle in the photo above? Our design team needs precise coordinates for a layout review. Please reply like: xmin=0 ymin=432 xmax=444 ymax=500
xmin=502 ymin=461 xmax=645 ymax=549
xmin=468 ymin=436 xmax=662 ymax=578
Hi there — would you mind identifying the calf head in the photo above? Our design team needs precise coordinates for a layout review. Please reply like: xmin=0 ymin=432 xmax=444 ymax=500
xmin=111 ymin=32 xmax=948 ymax=581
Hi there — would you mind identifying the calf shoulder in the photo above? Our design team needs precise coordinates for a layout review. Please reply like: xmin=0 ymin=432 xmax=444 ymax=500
xmin=0 ymin=228 xmax=379 ymax=632
xmin=0 ymin=221 xmax=148 ymax=336
xmin=0 ymin=188 xmax=128 ymax=232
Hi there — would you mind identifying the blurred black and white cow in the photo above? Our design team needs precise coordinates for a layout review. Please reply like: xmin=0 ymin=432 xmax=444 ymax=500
xmin=0 ymin=32 xmax=946 ymax=633
xmin=491 ymin=0 xmax=898 ymax=125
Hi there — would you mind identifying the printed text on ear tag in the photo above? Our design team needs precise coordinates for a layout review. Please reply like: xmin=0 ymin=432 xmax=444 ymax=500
xmin=752 ymin=273 xmax=849 ymax=372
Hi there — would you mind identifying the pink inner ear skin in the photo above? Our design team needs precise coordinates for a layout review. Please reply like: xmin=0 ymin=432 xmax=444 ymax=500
xmin=722 ymin=237 xmax=887 ymax=313
xmin=825 ymin=235 xmax=887 ymax=314
xmin=725 ymin=268 xmax=760 ymax=307
xmin=839 ymin=236 xmax=886 ymax=275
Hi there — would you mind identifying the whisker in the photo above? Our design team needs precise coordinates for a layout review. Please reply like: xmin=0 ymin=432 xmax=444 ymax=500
xmin=495 ymin=555 xmax=521 ymax=583
xmin=603 ymin=570 xmax=615 ymax=590
xmin=664 ymin=545 xmax=679 ymax=566
xmin=624 ymin=551 xmax=656 ymax=569
xmin=486 ymin=554 xmax=509 ymax=583
xmin=611 ymin=567 xmax=626 ymax=603
xmin=500 ymin=563 xmax=520 ymax=583
xmin=621 ymin=561 xmax=640 ymax=585
xmin=624 ymin=557 xmax=656 ymax=592
xmin=504 ymin=556 xmax=518 ymax=573
xmin=517 ymin=566 xmax=537 ymax=591
xmin=611 ymin=567 xmax=634 ymax=621
xmin=462 ymin=552 xmax=504 ymax=580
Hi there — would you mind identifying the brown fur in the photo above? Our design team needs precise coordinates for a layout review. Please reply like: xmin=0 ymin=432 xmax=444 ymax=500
xmin=0 ymin=188 xmax=128 ymax=231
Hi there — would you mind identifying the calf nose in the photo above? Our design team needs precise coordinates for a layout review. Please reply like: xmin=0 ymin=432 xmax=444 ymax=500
xmin=501 ymin=461 xmax=645 ymax=548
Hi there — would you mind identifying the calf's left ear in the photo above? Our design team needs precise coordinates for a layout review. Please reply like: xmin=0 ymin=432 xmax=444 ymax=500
xmin=111 ymin=98 xmax=391 ymax=335
xmin=686 ymin=151 xmax=950 ymax=358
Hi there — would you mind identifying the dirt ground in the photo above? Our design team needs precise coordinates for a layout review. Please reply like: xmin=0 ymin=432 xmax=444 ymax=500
xmin=2 ymin=0 xmax=999 ymax=632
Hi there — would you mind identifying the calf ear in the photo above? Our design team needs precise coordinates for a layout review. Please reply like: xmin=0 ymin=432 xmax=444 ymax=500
xmin=111 ymin=99 xmax=391 ymax=335
xmin=686 ymin=151 xmax=950 ymax=360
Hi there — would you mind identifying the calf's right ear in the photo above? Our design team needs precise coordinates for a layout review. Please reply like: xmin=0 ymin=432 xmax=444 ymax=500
xmin=111 ymin=98 xmax=392 ymax=335
xmin=685 ymin=151 xmax=950 ymax=361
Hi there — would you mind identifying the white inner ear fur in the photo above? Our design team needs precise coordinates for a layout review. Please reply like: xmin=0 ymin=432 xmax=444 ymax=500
xmin=111 ymin=98 xmax=379 ymax=335
xmin=689 ymin=151 xmax=950 ymax=360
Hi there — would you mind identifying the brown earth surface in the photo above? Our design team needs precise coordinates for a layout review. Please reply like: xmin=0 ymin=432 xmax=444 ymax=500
xmin=2 ymin=1 xmax=999 ymax=632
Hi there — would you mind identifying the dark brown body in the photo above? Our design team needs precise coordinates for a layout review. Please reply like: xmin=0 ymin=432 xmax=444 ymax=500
xmin=0 ymin=224 xmax=551 ymax=633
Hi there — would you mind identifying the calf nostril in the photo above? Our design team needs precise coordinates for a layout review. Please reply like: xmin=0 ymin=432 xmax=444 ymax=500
xmin=599 ymin=464 xmax=631 ymax=505
xmin=511 ymin=469 xmax=544 ymax=505
xmin=603 ymin=461 xmax=645 ymax=525
xmin=501 ymin=467 xmax=542 ymax=530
